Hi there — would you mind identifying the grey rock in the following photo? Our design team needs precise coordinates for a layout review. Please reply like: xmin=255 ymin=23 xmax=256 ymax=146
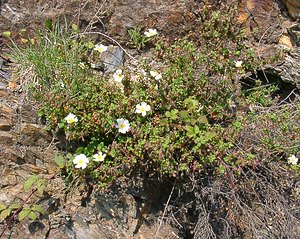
xmin=99 ymin=46 xmax=125 ymax=73
xmin=0 ymin=70 xmax=10 ymax=81
xmin=1 ymin=3 xmax=25 ymax=24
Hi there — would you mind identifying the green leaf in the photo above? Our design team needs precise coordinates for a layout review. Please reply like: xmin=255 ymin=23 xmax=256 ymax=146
xmin=179 ymin=110 xmax=189 ymax=120
xmin=0 ymin=203 xmax=7 ymax=212
xmin=18 ymin=208 xmax=31 ymax=221
xmin=9 ymin=203 xmax=20 ymax=210
xmin=58 ymin=122 xmax=65 ymax=129
xmin=86 ymin=41 xmax=94 ymax=49
xmin=184 ymin=97 xmax=199 ymax=110
xmin=160 ymin=118 xmax=168 ymax=125
xmin=194 ymin=125 xmax=200 ymax=134
xmin=75 ymin=147 xmax=84 ymax=154
xmin=45 ymin=18 xmax=53 ymax=30
xmin=37 ymin=185 xmax=45 ymax=195
xmin=165 ymin=109 xmax=178 ymax=120
xmin=198 ymin=115 xmax=208 ymax=124
xmin=28 ymin=211 xmax=38 ymax=220
xmin=54 ymin=155 xmax=65 ymax=168
xmin=2 ymin=31 xmax=12 ymax=38
xmin=37 ymin=110 xmax=45 ymax=117
xmin=186 ymin=125 xmax=199 ymax=138
xmin=24 ymin=175 xmax=39 ymax=192
xmin=205 ymin=131 xmax=217 ymax=140
xmin=31 ymin=205 xmax=46 ymax=214
xmin=36 ymin=179 xmax=46 ymax=195
xmin=218 ymin=165 xmax=226 ymax=174
xmin=71 ymin=24 xmax=79 ymax=32
xmin=0 ymin=208 xmax=11 ymax=220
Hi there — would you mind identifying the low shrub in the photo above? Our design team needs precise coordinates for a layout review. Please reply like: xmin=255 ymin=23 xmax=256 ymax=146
xmin=7 ymin=4 xmax=299 ymax=189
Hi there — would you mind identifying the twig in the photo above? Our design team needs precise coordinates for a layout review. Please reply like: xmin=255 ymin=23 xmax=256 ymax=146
xmin=154 ymin=181 xmax=176 ymax=239
xmin=216 ymin=156 xmax=235 ymax=191
xmin=75 ymin=31 xmax=138 ymax=62
xmin=0 ymin=189 xmax=37 ymax=238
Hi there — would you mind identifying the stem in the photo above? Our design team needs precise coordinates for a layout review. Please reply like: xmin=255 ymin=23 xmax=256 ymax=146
xmin=0 ymin=173 xmax=57 ymax=238
xmin=0 ymin=189 xmax=37 ymax=238
xmin=217 ymin=156 xmax=235 ymax=191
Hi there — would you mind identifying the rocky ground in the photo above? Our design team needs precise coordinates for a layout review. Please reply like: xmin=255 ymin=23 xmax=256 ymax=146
xmin=0 ymin=0 xmax=300 ymax=238
xmin=0 ymin=49 xmax=179 ymax=238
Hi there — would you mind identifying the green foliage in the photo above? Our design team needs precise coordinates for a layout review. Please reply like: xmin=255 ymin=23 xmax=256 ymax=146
xmin=128 ymin=27 xmax=147 ymax=49
xmin=2 ymin=31 xmax=12 ymax=38
xmin=55 ymin=154 xmax=66 ymax=168
xmin=0 ymin=206 xmax=12 ymax=221
xmin=0 ymin=202 xmax=45 ymax=222
xmin=24 ymin=175 xmax=46 ymax=195
xmin=127 ymin=27 xmax=157 ymax=50
xmin=8 ymin=6 xmax=300 ymax=190
xmin=18 ymin=205 xmax=46 ymax=221
xmin=0 ymin=175 xmax=47 ymax=223
xmin=244 ymin=80 xmax=279 ymax=107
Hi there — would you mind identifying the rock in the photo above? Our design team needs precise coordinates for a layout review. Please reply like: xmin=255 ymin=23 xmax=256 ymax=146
xmin=283 ymin=0 xmax=300 ymax=19
xmin=271 ymin=48 xmax=300 ymax=88
xmin=0 ymin=191 xmax=13 ymax=203
xmin=1 ymin=2 xmax=25 ymax=24
xmin=0 ymin=69 xmax=10 ymax=81
xmin=17 ymin=123 xmax=52 ymax=147
xmin=237 ymin=0 xmax=282 ymax=43
xmin=0 ymin=131 xmax=14 ymax=146
xmin=237 ymin=0 xmax=300 ymax=89
xmin=3 ymin=147 xmax=24 ymax=164
xmin=106 ymin=0 xmax=198 ymax=41
xmin=5 ymin=183 xmax=23 ymax=199
xmin=0 ymin=0 xmax=110 ymax=33
xmin=0 ymin=87 xmax=9 ymax=97
xmin=19 ymin=104 xmax=39 ymax=124
xmin=0 ymin=79 xmax=8 ymax=90
xmin=46 ymin=228 xmax=73 ymax=239
xmin=0 ymin=102 xmax=14 ymax=123
xmin=99 ymin=46 xmax=125 ymax=73
xmin=279 ymin=34 xmax=293 ymax=49
xmin=287 ymin=23 xmax=300 ymax=46
xmin=0 ymin=167 xmax=18 ymax=188
xmin=73 ymin=218 xmax=109 ymax=239
xmin=23 ymin=148 xmax=47 ymax=167
xmin=0 ymin=119 xmax=13 ymax=131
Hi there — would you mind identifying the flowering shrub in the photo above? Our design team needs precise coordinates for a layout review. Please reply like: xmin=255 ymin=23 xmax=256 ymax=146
xmin=9 ymin=8 xmax=299 ymax=188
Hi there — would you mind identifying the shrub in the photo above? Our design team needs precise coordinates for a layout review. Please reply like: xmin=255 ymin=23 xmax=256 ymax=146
xmin=8 ymin=5 xmax=299 ymax=189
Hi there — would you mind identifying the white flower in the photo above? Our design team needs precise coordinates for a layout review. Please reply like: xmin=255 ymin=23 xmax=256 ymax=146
xmin=113 ymin=69 xmax=124 ymax=82
xmin=150 ymin=70 xmax=162 ymax=80
xmin=90 ymin=63 xmax=96 ymax=68
xmin=235 ymin=60 xmax=243 ymax=68
xmin=64 ymin=113 xmax=78 ymax=124
xmin=93 ymin=152 xmax=106 ymax=162
xmin=288 ymin=155 xmax=298 ymax=165
xmin=73 ymin=154 xmax=89 ymax=169
xmin=227 ymin=99 xmax=236 ymax=108
xmin=135 ymin=102 xmax=151 ymax=116
xmin=60 ymin=81 xmax=65 ymax=88
xmin=94 ymin=43 xmax=108 ymax=53
xmin=116 ymin=118 xmax=130 ymax=134
xmin=144 ymin=28 xmax=158 ymax=37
